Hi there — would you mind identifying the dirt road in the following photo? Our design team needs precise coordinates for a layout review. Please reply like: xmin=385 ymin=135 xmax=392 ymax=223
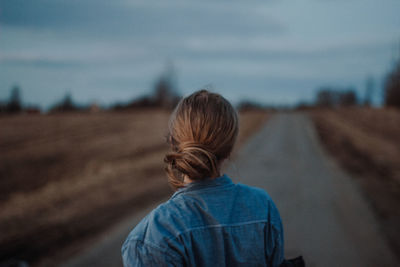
xmin=229 ymin=113 xmax=398 ymax=266
xmin=62 ymin=113 xmax=398 ymax=267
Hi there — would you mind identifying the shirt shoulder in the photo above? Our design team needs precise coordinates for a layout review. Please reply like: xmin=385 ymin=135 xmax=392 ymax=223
xmin=122 ymin=197 xmax=192 ymax=247
xmin=236 ymin=182 xmax=272 ymax=201
xmin=232 ymin=183 xmax=283 ymax=230
xmin=122 ymin=202 xmax=186 ymax=266
xmin=122 ymin=200 xmax=181 ymax=245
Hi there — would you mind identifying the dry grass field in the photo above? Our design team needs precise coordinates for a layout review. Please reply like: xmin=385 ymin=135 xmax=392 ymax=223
xmin=311 ymin=107 xmax=400 ymax=256
xmin=0 ymin=109 xmax=269 ymax=266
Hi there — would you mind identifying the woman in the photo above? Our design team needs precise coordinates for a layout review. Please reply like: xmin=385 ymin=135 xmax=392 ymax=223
xmin=122 ymin=90 xmax=287 ymax=266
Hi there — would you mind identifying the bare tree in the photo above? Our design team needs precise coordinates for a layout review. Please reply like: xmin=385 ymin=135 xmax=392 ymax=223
xmin=316 ymin=88 xmax=338 ymax=107
xmin=50 ymin=92 xmax=79 ymax=112
xmin=339 ymin=89 xmax=357 ymax=106
xmin=6 ymin=85 xmax=22 ymax=113
xmin=384 ymin=60 xmax=400 ymax=108
xmin=316 ymin=87 xmax=358 ymax=107
xmin=153 ymin=61 xmax=180 ymax=108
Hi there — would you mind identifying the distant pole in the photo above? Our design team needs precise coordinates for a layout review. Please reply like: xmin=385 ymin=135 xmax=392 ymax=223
xmin=364 ymin=75 xmax=374 ymax=107
xmin=393 ymin=38 xmax=400 ymax=64
xmin=398 ymin=38 xmax=400 ymax=61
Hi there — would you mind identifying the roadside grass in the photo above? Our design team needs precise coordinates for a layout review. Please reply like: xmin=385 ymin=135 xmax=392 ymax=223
xmin=311 ymin=107 xmax=400 ymax=258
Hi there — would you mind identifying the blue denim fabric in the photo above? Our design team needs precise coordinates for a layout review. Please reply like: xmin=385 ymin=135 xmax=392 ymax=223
xmin=122 ymin=174 xmax=284 ymax=267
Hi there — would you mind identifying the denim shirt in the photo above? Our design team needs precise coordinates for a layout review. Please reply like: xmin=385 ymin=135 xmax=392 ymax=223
xmin=122 ymin=174 xmax=284 ymax=267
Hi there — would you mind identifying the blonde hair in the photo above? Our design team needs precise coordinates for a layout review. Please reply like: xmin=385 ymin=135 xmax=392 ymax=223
xmin=164 ymin=90 xmax=239 ymax=189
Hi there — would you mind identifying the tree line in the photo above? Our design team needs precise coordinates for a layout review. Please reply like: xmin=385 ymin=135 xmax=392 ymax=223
xmin=1 ymin=58 xmax=400 ymax=114
xmin=314 ymin=58 xmax=399 ymax=108
xmin=0 ymin=70 xmax=180 ymax=114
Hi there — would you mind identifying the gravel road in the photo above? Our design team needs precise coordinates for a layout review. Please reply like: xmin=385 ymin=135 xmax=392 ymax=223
xmin=228 ymin=113 xmax=398 ymax=266
xmin=62 ymin=113 xmax=398 ymax=267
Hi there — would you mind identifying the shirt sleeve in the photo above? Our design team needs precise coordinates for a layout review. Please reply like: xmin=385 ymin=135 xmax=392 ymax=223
xmin=269 ymin=228 xmax=285 ymax=267
xmin=267 ymin=198 xmax=285 ymax=267
xmin=122 ymin=239 xmax=184 ymax=267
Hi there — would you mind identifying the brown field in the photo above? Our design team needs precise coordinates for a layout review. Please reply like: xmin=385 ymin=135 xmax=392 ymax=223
xmin=0 ymin=109 xmax=269 ymax=266
xmin=311 ymin=107 xmax=400 ymax=256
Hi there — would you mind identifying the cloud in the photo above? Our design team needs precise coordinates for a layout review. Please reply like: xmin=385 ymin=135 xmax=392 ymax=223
xmin=0 ymin=0 xmax=285 ymax=38
xmin=0 ymin=57 xmax=81 ymax=69
xmin=176 ymin=36 xmax=395 ymax=69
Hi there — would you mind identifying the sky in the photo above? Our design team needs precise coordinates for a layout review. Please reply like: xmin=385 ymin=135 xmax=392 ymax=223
xmin=0 ymin=0 xmax=399 ymax=109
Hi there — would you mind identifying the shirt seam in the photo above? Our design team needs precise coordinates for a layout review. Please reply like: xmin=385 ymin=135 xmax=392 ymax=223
xmin=126 ymin=238 xmax=182 ymax=261
xmin=171 ymin=183 xmax=235 ymax=199
xmin=165 ymin=219 xmax=280 ymax=243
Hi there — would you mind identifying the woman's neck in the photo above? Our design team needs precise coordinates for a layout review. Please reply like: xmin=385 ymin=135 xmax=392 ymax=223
xmin=183 ymin=173 xmax=221 ymax=185
xmin=183 ymin=175 xmax=195 ymax=185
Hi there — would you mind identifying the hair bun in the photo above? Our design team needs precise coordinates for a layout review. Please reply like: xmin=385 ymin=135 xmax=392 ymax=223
xmin=164 ymin=142 xmax=218 ymax=186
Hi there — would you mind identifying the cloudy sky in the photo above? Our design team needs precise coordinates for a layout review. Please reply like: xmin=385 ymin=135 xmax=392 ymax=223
xmin=0 ymin=0 xmax=399 ymax=109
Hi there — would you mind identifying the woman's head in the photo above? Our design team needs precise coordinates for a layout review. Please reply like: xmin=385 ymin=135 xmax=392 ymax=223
xmin=164 ymin=89 xmax=239 ymax=189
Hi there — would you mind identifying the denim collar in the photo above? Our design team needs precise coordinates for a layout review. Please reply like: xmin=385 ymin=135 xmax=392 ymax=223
xmin=172 ymin=174 xmax=233 ymax=198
